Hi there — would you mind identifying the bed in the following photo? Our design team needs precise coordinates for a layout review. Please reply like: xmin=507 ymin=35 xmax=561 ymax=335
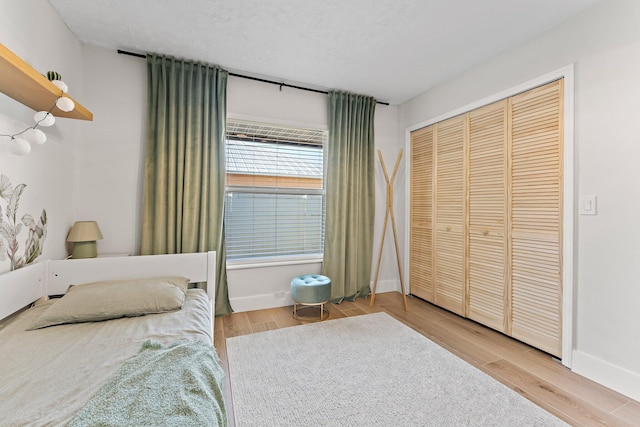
xmin=0 ymin=252 xmax=226 ymax=426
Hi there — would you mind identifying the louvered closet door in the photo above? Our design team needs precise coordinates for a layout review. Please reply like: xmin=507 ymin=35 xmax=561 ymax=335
xmin=434 ymin=115 xmax=466 ymax=316
xmin=410 ymin=126 xmax=434 ymax=302
xmin=467 ymin=100 xmax=509 ymax=332
xmin=510 ymin=80 xmax=563 ymax=357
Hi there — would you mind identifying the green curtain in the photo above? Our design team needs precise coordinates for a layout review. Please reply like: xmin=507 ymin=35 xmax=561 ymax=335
xmin=141 ymin=54 xmax=232 ymax=316
xmin=322 ymin=91 xmax=376 ymax=302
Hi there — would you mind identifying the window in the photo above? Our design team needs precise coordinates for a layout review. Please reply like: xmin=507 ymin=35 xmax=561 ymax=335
xmin=225 ymin=119 xmax=327 ymax=261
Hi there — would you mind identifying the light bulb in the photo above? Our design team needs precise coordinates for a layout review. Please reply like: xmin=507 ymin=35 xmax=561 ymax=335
xmin=34 ymin=111 xmax=55 ymax=127
xmin=56 ymin=96 xmax=75 ymax=112
xmin=9 ymin=138 xmax=31 ymax=155
xmin=52 ymin=80 xmax=68 ymax=93
xmin=23 ymin=128 xmax=47 ymax=145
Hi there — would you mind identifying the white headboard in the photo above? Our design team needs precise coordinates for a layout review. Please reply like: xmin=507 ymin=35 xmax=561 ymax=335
xmin=0 ymin=252 xmax=216 ymax=322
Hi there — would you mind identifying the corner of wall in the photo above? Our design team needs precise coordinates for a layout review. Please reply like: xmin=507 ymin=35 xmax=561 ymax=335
xmin=572 ymin=350 xmax=640 ymax=402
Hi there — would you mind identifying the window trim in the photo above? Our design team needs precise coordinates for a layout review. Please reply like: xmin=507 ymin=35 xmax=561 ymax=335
xmin=226 ymin=254 xmax=323 ymax=270
xmin=226 ymin=185 xmax=323 ymax=196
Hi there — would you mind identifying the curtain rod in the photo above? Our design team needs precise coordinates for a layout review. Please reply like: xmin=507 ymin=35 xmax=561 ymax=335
xmin=117 ymin=49 xmax=390 ymax=106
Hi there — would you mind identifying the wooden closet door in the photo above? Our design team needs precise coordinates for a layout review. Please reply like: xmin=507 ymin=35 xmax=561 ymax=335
xmin=410 ymin=126 xmax=434 ymax=302
xmin=467 ymin=100 xmax=509 ymax=332
xmin=510 ymin=80 xmax=563 ymax=357
xmin=434 ymin=115 xmax=467 ymax=316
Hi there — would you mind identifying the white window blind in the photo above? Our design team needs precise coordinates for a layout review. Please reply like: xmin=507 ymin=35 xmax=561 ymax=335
xmin=225 ymin=119 xmax=326 ymax=261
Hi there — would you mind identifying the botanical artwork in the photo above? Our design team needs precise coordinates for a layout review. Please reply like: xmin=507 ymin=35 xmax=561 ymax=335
xmin=0 ymin=174 xmax=47 ymax=270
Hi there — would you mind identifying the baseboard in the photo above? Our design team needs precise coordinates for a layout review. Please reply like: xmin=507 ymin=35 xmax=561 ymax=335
xmin=572 ymin=350 xmax=640 ymax=402
xmin=230 ymin=292 xmax=294 ymax=313
xmin=371 ymin=279 xmax=400 ymax=294
xmin=231 ymin=279 xmax=402 ymax=313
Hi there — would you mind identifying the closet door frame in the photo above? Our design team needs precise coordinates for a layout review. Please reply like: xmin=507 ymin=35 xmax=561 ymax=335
xmin=404 ymin=65 xmax=575 ymax=368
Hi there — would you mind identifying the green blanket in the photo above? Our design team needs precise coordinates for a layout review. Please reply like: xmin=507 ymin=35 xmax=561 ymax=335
xmin=67 ymin=340 xmax=227 ymax=427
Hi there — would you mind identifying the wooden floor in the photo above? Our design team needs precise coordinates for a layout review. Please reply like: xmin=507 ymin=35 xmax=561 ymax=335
xmin=215 ymin=292 xmax=640 ymax=427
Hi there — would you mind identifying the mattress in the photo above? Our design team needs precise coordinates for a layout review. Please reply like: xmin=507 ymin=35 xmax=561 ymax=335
xmin=0 ymin=289 xmax=212 ymax=427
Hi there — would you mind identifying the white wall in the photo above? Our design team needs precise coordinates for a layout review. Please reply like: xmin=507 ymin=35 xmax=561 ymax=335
xmin=76 ymin=46 xmax=400 ymax=312
xmin=0 ymin=0 xmax=83 ymax=273
xmin=397 ymin=0 xmax=640 ymax=401
xmin=77 ymin=45 xmax=147 ymax=255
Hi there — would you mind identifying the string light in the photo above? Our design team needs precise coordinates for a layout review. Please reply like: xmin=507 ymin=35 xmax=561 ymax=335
xmin=1 ymin=75 xmax=75 ymax=156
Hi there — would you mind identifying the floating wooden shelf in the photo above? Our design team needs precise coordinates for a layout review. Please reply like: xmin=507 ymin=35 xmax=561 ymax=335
xmin=0 ymin=43 xmax=93 ymax=121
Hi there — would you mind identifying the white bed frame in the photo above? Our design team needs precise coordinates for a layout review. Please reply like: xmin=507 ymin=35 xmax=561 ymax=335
xmin=0 ymin=252 xmax=216 ymax=323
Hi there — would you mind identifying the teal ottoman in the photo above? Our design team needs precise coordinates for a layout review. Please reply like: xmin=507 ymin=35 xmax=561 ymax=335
xmin=291 ymin=274 xmax=331 ymax=321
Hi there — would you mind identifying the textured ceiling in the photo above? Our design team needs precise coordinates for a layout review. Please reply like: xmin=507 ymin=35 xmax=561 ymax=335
xmin=48 ymin=0 xmax=602 ymax=105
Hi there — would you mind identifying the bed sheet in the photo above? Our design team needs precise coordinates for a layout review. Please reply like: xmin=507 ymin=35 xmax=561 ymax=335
xmin=0 ymin=289 xmax=212 ymax=427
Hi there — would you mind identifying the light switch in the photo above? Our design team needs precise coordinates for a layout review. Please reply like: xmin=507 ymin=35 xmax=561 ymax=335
xmin=579 ymin=195 xmax=597 ymax=215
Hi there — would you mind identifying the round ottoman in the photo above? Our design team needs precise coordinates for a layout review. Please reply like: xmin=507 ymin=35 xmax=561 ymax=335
xmin=291 ymin=274 xmax=331 ymax=321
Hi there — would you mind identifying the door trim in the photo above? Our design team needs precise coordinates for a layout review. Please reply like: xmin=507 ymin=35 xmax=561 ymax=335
xmin=404 ymin=65 xmax=575 ymax=368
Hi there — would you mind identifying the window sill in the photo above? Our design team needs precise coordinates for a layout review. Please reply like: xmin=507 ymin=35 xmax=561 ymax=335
xmin=227 ymin=255 xmax=323 ymax=270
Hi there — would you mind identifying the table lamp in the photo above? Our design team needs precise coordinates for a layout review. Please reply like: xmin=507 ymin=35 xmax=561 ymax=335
xmin=66 ymin=221 xmax=104 ymax=258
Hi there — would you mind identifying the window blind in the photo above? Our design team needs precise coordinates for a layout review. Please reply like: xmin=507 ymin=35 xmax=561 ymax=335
xmin=225 ymin=119 xmax=327 ymax=261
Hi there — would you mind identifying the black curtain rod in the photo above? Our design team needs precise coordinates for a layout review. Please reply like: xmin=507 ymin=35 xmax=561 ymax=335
xmin=117 ymin=49 xmax=390 ymax=106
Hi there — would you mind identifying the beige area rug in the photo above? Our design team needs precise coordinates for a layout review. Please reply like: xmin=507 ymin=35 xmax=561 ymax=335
xmin=226 ymin=312 xmax=567 ymax=426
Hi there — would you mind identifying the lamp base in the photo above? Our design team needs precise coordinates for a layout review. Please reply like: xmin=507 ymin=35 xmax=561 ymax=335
xmin=72 ymin=241 xmax=98 ymax=259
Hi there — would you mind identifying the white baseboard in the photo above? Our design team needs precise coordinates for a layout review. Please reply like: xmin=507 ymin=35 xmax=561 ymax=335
xmin=572 ymin=350 xmax=640 ymax=402
xmin=371 ymin=279 xmax=400 ymax=294
xmin=230 ymin=279 xmax=402 ymax=313
xmin=230 ymin=292 xmax=294 ymax=313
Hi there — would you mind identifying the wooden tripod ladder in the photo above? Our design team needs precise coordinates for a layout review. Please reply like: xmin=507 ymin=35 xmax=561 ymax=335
xmin=370 ymin=149 xmax=408 ymax=311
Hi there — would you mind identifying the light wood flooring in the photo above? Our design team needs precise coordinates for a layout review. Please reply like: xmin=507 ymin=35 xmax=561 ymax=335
xmin=215 ymin=292 xmax=640 ymax=427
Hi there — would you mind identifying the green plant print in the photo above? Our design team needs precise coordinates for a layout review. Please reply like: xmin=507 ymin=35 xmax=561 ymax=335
xmin=0 ymin=174 xmax=47 ymax=270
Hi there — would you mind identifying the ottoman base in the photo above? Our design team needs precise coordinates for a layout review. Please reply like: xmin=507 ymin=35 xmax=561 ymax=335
xmin=292 ymin=301 xmax=329 ymax=322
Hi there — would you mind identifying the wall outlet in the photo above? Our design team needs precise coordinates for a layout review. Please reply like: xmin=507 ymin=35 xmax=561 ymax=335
xmin=274 ymin=291 xmax=285 ymax=299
